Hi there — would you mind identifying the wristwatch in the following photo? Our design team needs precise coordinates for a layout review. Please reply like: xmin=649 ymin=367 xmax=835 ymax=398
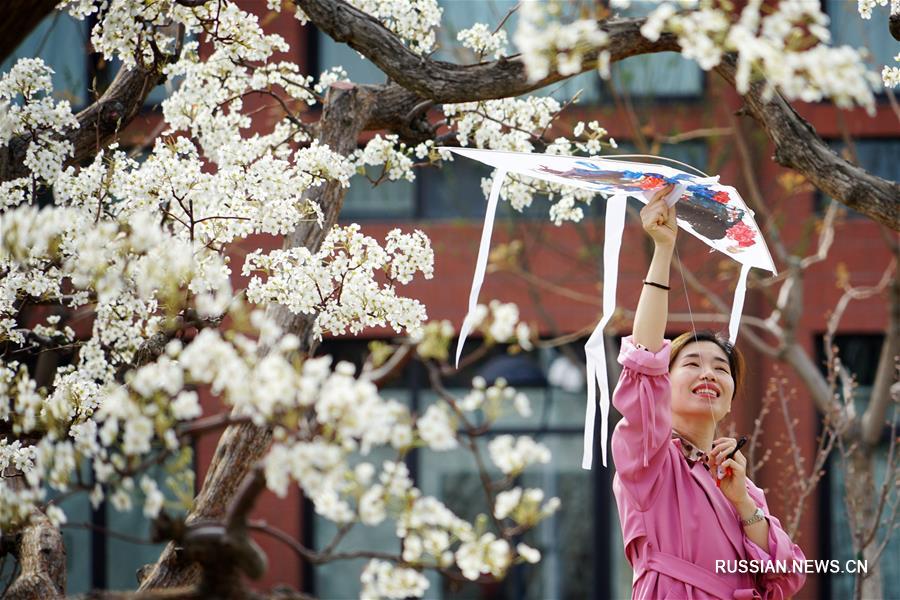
xmin=741 ymin=506 xmax=765 ymax=527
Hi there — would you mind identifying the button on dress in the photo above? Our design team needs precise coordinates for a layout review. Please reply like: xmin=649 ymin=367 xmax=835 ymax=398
xmin=611 ymin=336 xmax=807 ymax=599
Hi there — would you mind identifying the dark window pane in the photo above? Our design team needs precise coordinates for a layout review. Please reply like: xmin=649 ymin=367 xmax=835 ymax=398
xmin=814 ymin=334 xmax=897 ymax=599
xmin=316 ymin=28 xmax=386 ymax=84
xmin=104 ymin=452 xmax=193 ymax=590
xmin=827 ymin=0 xmax=898 ymax=78
xmin=1 ymin=12 xmax=89 ymax=107
xmin=340 ymin=168 xmax=416 ymax=221
xmin=602 ymin=1 xmax=703 ymax=99
xmin=419 ymin=160 xmax=564 ymax=221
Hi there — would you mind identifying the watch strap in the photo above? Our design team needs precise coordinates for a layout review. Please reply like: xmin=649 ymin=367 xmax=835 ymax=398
xmin=741 ymin=506 xmax=765 ymax=527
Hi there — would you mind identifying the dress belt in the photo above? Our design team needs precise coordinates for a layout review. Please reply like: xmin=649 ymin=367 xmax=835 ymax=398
xmin=634 ymin=546 xmax=762 ymax=600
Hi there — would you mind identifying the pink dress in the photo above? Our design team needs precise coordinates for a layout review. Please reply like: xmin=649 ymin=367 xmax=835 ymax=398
xmin=611 ymin=336 xmax=807 ymax=600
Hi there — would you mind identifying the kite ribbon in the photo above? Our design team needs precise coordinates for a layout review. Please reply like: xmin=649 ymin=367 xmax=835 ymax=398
xmin=581 ymin=193 xmax=627 ymax=470
xmin=455 ymin=168 xmax=507 ymax=368
xmin=729 ymin=263 xmax=751 ymax=344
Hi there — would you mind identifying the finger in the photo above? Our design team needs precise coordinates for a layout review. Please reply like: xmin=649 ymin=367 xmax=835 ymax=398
xmin=721 ymin=458 xmax=743 ymax=474
xmin=711 ymin=440 xmax=736 ymax=458
xmin=651 ymin=183 xmax=675 ymax=203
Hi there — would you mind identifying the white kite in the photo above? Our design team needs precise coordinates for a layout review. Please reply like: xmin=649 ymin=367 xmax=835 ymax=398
xmin=442 ymin=147 xmax=777 ymax=470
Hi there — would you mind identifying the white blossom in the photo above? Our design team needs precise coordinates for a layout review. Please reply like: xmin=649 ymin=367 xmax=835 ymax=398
xmin=416 ymin=403 xmax=458 ymax=450
xmin=488 ymin=435 xmax=552 ymax=475
xmin=361 ymin=559 xmax=430 ymax=600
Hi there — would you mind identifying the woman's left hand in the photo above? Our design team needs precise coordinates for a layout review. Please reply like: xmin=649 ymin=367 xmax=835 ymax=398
xmin=709 ymin=437 xmax=750 ymax=507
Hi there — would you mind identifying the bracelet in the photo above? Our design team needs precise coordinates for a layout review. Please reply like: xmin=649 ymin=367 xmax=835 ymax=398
xmin=643 ymin=280 xmax=671 ymax=291
xmin=741 ymin=506 xmax=765 ymax=527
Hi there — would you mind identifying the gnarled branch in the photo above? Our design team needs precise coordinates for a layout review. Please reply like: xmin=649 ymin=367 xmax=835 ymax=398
xmin=298 ymin=0 xmax=900 ymax=230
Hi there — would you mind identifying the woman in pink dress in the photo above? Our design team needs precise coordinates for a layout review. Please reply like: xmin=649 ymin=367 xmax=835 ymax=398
xmin=611 ymin=185 xmax=807 ymax=599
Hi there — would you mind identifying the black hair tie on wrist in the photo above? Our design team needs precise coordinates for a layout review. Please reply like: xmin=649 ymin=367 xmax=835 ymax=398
xmin=643 ymin=280 xmax=671 ymax=291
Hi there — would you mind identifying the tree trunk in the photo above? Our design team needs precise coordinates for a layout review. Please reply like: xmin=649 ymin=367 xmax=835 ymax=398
xmin=844 ymin=445 xmax=882 ymax=600
xmin=139 ymin=82 xmax=375 ymax=591
xmin=5 ymin=510 xmax=66 ymax=600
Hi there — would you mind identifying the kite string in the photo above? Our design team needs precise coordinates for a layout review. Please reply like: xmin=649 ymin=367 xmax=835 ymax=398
xmin=673 ymin=239 xmax=719 ymax=443
xmin=600 ymin=154 xmax=712 ymax=179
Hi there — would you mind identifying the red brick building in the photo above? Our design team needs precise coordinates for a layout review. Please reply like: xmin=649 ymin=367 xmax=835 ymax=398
xmin=10 ymin=1 xmax=895 ymax=598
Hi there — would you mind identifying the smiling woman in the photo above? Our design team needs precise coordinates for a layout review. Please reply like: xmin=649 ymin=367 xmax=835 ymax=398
xmin=608 ymin=186 xmax=807 ymax=599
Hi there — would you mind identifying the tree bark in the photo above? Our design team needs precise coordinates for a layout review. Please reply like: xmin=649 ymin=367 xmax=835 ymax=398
xmin=5 ymin=510 xmax=66 ymax=600
xmin=844 ymin=446 xmax=882 ymax=600
xmin=139 ymin=82 xmax=376 ymax=591
xmin=861 ymin=249 xmax=900 ymax=446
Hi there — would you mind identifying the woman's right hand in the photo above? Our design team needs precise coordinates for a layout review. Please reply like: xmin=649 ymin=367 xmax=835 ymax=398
xmin=640 ymin=183 xmax=678 ymax=247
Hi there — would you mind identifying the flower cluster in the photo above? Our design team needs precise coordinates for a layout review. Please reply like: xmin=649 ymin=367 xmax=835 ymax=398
xmin=63 ymin=0 xmax=178 ymax=70
xmin=493 ymin=487 xmax=561 ymax=526
xmin=361 ymin=560 xmax=430 ymax=600
xmin=243 ymin=225 xmax=434 ymax=338
xmin=856 ymin=0 xmax=899 ymax=19
xmin=442 ymin=97 xmax=600 ymax=221
xmin=457 ymin=23 xmax=509 ymax=60
xmin=351 ymin=134 xmax=417 ymax=182
xmin=0 ymin=57 xmax=78 ymax=201
xmin=883 ymin=53 xmax=900 ymax=88
xmin=460 ymin=376 xmax=533 ymax=421
xmin=516 ymin=0 xmax=882 ymax=113
xmin=345 ymin=0 xmax=443 ymax=55
xmin=488 ymin=434 xmax=552 ymax=475
xmin=463 ymin=300 xmax=533 ymax=350
xmin=513 ymin=1 xmax=609 ymax=81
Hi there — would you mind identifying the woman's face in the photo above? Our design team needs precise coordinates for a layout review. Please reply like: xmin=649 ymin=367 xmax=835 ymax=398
xmin=669 ymin=340 xmax=735 ymax=423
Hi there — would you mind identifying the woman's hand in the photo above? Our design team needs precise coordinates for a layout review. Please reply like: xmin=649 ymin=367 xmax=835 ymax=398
xmin=640 ymin=183 xmax=678 ymax=247
xmin=709 ymin=436 xmax=751 ymax=507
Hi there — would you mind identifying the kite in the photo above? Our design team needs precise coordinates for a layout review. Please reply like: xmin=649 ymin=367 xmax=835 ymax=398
xmin=442 ymin=147 xmax=777 ymax=470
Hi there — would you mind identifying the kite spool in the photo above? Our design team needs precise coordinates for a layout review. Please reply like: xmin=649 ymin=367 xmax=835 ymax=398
xmin=440 ymin=148 xmax=775 ymax=470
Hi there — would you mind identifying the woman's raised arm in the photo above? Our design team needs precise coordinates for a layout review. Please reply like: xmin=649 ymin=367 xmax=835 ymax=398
xmin=633 ymin=184 xmax=677 ymax=351
xmin=610 ymin=185 xmax=680 ymax=507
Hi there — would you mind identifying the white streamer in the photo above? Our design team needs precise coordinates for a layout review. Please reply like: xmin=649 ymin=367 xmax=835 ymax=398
xmin=582 ymin=193 xmax=628 ymax=470
xmin=729 ymin=263 xmax=751 ymax=344
xmin=455 ymin=168 xmax=507 ymax=367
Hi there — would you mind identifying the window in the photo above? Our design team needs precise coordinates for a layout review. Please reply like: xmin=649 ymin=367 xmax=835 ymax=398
xmin=417 ymin=159 xmax=552 ymax=221
xmin=307 ymin=339 xmax=622 ymax=599
xmin=826 ymin=0 xmax=897 ymax=84
xmin=314 ymin=28 xmax=386 ymax=85
xmin=815 ymin=138 xmax=900 ymax=217
xmin=815 ymin=334 xmax=898 ymax=600
xmin=0 ymin=12 xmax=90 ymax=107
xmin=45 ymin=452 xmax=193 ymax=593
xmin=340 ymin=168 xmax=417 ymax=221
xmin=602 ymin=1 xmax=704 ymax=100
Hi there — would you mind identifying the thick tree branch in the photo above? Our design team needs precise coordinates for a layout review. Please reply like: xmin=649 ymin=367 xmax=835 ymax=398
xmin=713 ymin=55 xmax=899 ymax=232
xmin=299 ymin=0 xmax=900 ymax=230
xmin=0 ymin=37 xmax=177 ymax=184
xmin=860 ymin=240 xmax=900 ymax=445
